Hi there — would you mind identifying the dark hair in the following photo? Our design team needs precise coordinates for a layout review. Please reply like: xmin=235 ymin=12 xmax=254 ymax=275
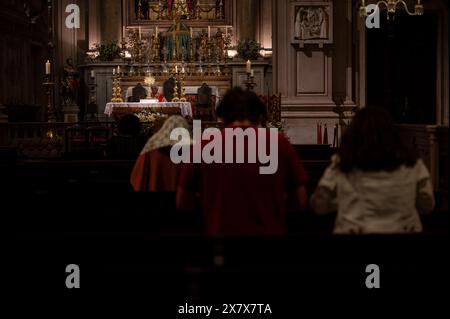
xmin=216 ymin=87 xmax=267 ymax=125
xmin=338 ymin=106 xmax=417 ymax=173
xmin=117 ymin=114 xmax=142 ymax=137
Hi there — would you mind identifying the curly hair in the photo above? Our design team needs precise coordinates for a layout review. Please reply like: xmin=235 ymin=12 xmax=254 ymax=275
xmin=338 ymin=106 xmax=417 ymax=173
xmin=216 ymin=87 xmax=267 ymax=125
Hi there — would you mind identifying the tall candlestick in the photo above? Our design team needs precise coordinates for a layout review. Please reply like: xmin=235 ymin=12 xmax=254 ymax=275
xmin=246 ymin=60 xmax=251 ymax=74
xmin=45 ymin=60 xmax=51 ymax=75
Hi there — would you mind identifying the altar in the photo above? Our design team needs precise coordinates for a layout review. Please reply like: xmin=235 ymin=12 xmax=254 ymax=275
xmin=105 ymin=102 xmax=193 ymax=120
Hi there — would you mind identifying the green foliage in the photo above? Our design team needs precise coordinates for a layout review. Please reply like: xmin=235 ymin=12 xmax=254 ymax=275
xmin=94 ymin=42 xmax=121 ymax=61
xmin=236 ymin=39 xmax=261 ymax=61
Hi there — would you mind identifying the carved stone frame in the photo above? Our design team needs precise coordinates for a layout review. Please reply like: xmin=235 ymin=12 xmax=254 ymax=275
xmin=290 ymin=1 xmax=333 ymax=46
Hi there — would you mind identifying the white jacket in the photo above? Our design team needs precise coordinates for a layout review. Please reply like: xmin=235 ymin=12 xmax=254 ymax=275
xmin=311 ymin=156 xmax=435 ymax=234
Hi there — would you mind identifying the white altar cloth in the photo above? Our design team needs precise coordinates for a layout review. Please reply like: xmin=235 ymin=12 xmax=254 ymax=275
xmin=105 ymin=102 xmax=193 ymax=118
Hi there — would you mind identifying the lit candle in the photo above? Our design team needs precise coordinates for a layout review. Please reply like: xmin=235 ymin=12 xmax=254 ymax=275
xmin=91 ymin=70 xmax=95 ymax=78
xmin=246 ymin=60 xmax=251 ymax=74
xmin=45 ymin=60 xmax=51 ymax=75
xmin=250 ymin=69 xmax=254 ymax=77
xmin=208 ymin=26 xmax=211 ymax=38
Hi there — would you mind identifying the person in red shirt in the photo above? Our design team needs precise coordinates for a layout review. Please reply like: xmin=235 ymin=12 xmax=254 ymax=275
xmin=176 ymin=87 xmax=309 ymax=235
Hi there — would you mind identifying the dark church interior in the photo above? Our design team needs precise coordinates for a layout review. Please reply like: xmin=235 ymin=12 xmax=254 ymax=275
xmin=1 ymin=0 xmax=449 ymax=316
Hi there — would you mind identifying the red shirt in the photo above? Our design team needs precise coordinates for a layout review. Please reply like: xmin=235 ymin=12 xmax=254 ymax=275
xmin=178 ymin=126 xmax=308 ymax=236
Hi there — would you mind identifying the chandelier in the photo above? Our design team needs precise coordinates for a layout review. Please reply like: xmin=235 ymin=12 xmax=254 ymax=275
xmin=359 ymin=0 xmax=424 ymax=19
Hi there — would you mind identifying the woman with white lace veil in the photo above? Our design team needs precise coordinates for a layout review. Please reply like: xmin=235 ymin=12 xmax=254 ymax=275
xmin=131 ymin=115 xmax=191 ymax=192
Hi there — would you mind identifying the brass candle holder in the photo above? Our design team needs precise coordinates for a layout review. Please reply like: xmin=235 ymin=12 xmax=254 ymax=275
xmin=43 ymin=78 xmax=55 ymax=122
xmin=137 ymin=0 xmax=145 ymax=20
xmin=111 ymin=76 xmax=124 ymax=103
xmin=172 ymin=75 xmax=180 ymax=102
xmin=180 ymin=73 xmax=187 ymax=102
xmin=244 ymin=73 xmax=256 ymax=91
xmin=207 ymin=40 xmax=212 ymax=75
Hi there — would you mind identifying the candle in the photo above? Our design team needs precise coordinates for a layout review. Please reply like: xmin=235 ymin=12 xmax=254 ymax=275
xmin=156 ymin=26 xmax=158 ymax=38
xmin=208 ymin=26 xmax=211 ymax=38
xmin=250 ymin=69 xmax=254 ymax=77
xmin=122 ymin=26 xmax=126 ymax=41
xmin=45 ymin=60 xmax=51 ymax=75
xmin=117 ymin=66 xmax=121 ymax=74
xmin=190 ymin=27 xmax=193 ymax=38
xmin=225 ymin=27 xmax=228 ymax=38
xmin=139 ymin=27 xmax=141 ymax=40
xmin=246 ymin=60 xmax=251 ymax=74
xmin=175 ymin=65 xmax=178 ymax=73
xmin=113 ymin=68 xmax=116 ymax=75
xmin=362 ymin=0 xmax=365 ymax=6
xmin=90 ymin=70 xmax=95 ymax=78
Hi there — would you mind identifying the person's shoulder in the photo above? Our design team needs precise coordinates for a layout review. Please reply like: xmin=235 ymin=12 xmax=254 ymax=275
xmin=275 ymin=131 xmax=291 ymax=144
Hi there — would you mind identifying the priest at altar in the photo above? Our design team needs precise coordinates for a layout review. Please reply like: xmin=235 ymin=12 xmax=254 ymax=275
xmin=125 ymin=85 xmax=221 ymax=105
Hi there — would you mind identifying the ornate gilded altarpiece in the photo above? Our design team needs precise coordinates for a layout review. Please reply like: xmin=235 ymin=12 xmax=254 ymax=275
xmin=124 ymin=0 xmax=233 ymax=27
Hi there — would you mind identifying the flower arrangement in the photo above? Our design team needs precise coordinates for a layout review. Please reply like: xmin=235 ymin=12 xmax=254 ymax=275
xmin=236 ymin=39 xmax=262 ymax=61
xmin=135 ymin=110 xmax=169 ymax=137
xmin=93 ymin=42 xmax=122 ymax=61
xmin=266 ymin=120 xmax=286 ymax=133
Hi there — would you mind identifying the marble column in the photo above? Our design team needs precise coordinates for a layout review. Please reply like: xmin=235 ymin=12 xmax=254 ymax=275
xmin=88 ymin=0 xmax=101 ymax=49
xmin=236 ymin=0 xmax=259 ymax=41
xmin=100 ymin=0 xmax=122 ymax=43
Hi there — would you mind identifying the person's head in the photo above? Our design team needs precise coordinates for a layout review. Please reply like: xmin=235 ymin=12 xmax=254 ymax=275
xmin=140 ymin=115 xmax=191 ymax=155
xmin=151 ymin=84 xmax=159 ymax=96
xmin=216 ymin=87 xmax=267 ymax=126
xmin=338 ymin=106 xmax=417 ymax=173
xmin=118 ymin=114 xmax=142 ymax=137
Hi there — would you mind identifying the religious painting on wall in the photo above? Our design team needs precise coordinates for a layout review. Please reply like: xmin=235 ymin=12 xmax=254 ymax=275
xmin=125 ymin=0 xmax=232 ymax=26
xmin=291 ymin=1 xmax=333 ymax=45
